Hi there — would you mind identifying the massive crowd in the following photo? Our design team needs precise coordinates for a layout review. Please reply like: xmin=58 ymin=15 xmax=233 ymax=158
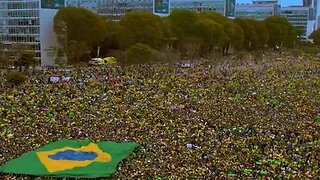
xmin=0 ymin=52 xmax=320 ymax=179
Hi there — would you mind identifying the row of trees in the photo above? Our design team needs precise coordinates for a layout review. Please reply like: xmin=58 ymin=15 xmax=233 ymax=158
xmin=53 ymin=8 xmax=300 ymax=65
xmin=0 ymin=43 xmax=38 ymax=70
xmin=310 ymin=28 xmax=320 ymax=45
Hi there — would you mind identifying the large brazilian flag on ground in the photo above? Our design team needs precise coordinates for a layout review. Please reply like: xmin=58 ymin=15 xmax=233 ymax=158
xmin=0 ymin=139 xmax=140 ymax=178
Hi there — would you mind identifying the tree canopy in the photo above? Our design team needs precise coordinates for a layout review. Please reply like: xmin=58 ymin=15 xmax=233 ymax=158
xmin=264 ymin=16 xmax=297 ymax=47
xmin=310 ymin=28 xmax=320 ymax=45
xmin=54 ymin=7 xmax=108 ymax=63
xmin=52 ymin=8 xmax=300 ymax=65
xmin=118 ymin=12 xmax=167 ymax=49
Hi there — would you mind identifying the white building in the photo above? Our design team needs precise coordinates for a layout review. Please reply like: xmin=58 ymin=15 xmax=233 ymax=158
xmin=0 ymin=0 xmax=41 ymax=63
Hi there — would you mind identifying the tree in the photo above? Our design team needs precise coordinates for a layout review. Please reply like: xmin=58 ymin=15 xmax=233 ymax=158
xmin=194 ymin=18 xmax=220 ymax=54
xmin=0 ymin=50 xmax=10 ymax=68
xmin=168 ymin=10 xmax=198 ymax=42
xmin=6 ymin=72 xmax=27 ymax=86
xmin=54 ymin=48 xmax=67 ymax=66
xmin=197 ymin=11 xmax=230 ymax=25
xmin=10 ymin=43 xmax=26 ymax=60
xmin=118 ymin=12 xmax=167 ymax=49
xmin=284 ymin=28 xmax=298 ymax=47
xmin=54 ymin=7 xmax=108 ymax=63
xmin=247 ymin=19 xmax=269 ymax=48
xmin=264 ymin=16 xmax=297 ymax=48
xmin=234 ymin=18 xmax=258 ymax=50
xmin=125 ymin=43 xmax=155 ymax=64
xmin=0 ymin=42 xmax=10 ymax=68
xmin=9 ymin=43 xmax=37 ymax=71
xmin=67 ymin=40 xmax=90 ymax=64
xmin=295 ymin=27 xmax=305 ymax=40
xmin=310 ymin=28 xmax=320 ymax=45
xmin=179 ymin=37 xmax=203 ymax=59
xmin=168 ymin=10 xmax=232 ymax=57
xmin=223 ymin=21 xmax=244 ymax=52
xmin=219 ymin=32 xmax=231 ymax=56
xmin=197 ymin=12 xmax=243 ymax=55
xmin=99 ymin=21 xmax=121 ymax=57
xmin=16 ymin=52 xmax=38 ymax=71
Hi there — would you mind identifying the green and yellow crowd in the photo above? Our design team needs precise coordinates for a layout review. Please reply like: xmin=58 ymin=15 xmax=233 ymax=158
xmin=1 ymin=52 xmax=320 ymax=179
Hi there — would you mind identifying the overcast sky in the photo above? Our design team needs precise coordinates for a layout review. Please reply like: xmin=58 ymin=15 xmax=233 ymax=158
xmin=237 ymin=0 xmax=302 ymax=7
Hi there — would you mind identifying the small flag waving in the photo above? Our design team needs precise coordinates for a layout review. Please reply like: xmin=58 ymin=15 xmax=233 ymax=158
xmin=0 ymin=139 xmax=140 ymax=178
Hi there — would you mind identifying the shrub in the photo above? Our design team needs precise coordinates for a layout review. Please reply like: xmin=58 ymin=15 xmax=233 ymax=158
xmin=300 ymin=45 xmax=317 ymax=55
xmin=6 ymin=72 xmax=27 ymax=85
xmin=108 ymin=50 xmax=126 ymax=66
xmin=125 ymin=43 xmax=155 ymax=64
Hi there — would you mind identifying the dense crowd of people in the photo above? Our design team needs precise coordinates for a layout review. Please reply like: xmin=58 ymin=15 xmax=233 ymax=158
xmin=1 ymin=52 xmax=320 ymax=179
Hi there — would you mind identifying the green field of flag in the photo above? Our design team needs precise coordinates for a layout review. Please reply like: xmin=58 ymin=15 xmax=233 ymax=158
xmin=0 ymin=139 xmax=140 ymax=178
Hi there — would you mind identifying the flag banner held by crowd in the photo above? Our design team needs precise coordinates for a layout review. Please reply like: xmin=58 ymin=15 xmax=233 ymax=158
xmin=267 ymin=159 xmax=281 ymax=166
xmin=49 ymin=76 xmax=61 ymax=83
xmin=315 ymin=116 xmax=320 ymax=126
xmin=0 ymin=139 xmax=140 ymax=178
xmin=227 ymin=171 xmax=237 ymax=177
xmin=243 ymin=168 xmax=252 ymax=175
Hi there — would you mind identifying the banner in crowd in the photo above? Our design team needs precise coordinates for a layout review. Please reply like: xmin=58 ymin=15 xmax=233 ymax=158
xmin=49 ymin=76 xmax=61 ymax=83
xmin=49 ymin=76 xmax=72 ymax=83
xmin=0 ymin=139 xmax=140 ymax=178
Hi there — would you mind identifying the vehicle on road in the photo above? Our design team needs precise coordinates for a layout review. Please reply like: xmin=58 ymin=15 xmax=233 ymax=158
xmin=89 ymin=57 xmax=117 ymax=66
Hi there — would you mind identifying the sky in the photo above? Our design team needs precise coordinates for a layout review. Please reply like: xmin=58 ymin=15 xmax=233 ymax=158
xmin=237 ymin=0 xmax=302 ymax=7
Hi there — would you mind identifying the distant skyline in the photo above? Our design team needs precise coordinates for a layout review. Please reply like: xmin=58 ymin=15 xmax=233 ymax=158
xmin=237 ymin=0 xmax=320 ymax=17
xmin=237 ymin=0 xmax=302 ymax=7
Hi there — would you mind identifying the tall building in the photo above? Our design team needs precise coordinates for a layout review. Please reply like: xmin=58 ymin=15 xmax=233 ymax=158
xmin=67 ymin=0 xmax=153 ymax=21
xmin=281 ymin=6 xmax=316 ymax=39
xmin=235 ymin=3 xmax=280 ymax=20
xmin=302 ymin=0 xmax=318 ymax=28
xmin=0 ymin=0 xmax=41 ymax=63
xmin=235 ymin=1 xmax=280 ymax=20
xmin=234 ymin=0 xmax=317 ymax=40
xmin=67 ymin=0 xmax=233 ymax=21
xmin=171 ymin=0 xmax=225 ymax=14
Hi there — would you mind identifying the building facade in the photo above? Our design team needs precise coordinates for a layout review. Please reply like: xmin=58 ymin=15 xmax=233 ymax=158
xmin=0 ymin=0 xmax=41 ymax=62
xmin=235 ymin=2 xmax=279 ymax=20
xmin=281 ymin=6 xmax=316 ymax=39
xmin=302 ymin=0 xmax=318 ymax=28
xmin=235 ymin=0 xmax=280 ymax=20
xmin=67 ymin=0 xmax=232 ymax=21
xmin=171 ymin=0 xmax=225 ymax=14
xmin=67 ymin=0 xmax=153 ymax=21
xmin=235 ymin=0 xmax=317 ymax=40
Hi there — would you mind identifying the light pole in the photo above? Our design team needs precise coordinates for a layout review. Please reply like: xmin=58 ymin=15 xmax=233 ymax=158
xmin=66 ymin=24 xmax=68 ymax=63
xmin=61 ymin=21 xmax=68 ymax=63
